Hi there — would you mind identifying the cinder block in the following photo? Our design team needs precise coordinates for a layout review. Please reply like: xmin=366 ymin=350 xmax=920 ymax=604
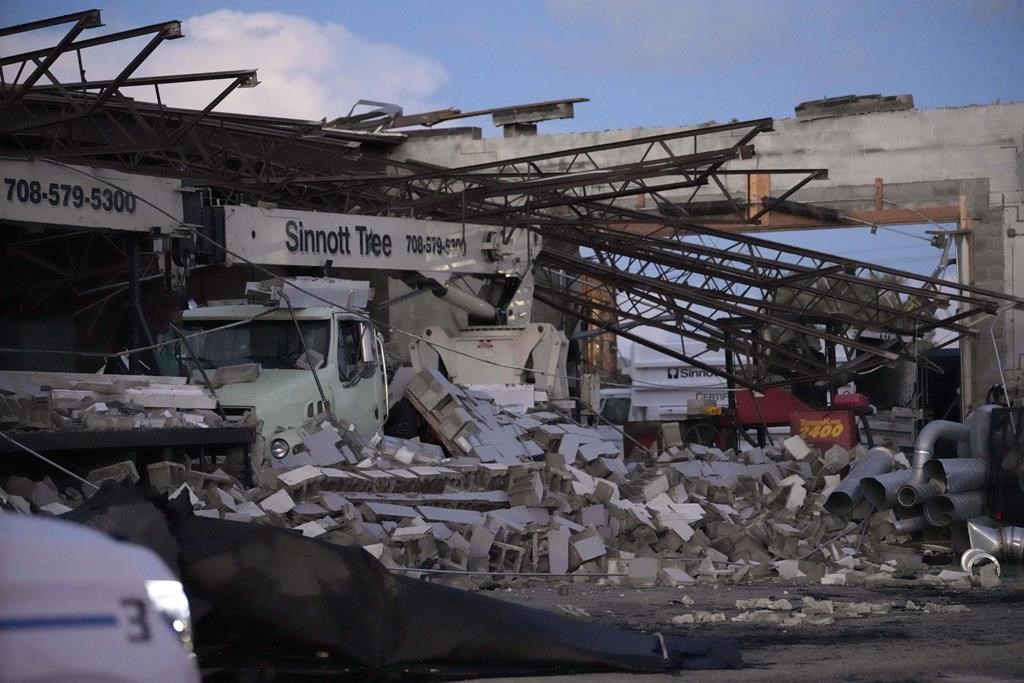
xmin=548 ymin=527 xmax=570 ymax=574
xmin=783 ymin=435 xmax=811 ymax=460
xmin=147 ymin=461 xmax=187 ymax=493
xmin=627 ymin=557 xmax=661 ymax=587
xmin=260 ymin=488 xmax=295 ymax=514
xmin=87 ymin=461 xmax=139 ymax=486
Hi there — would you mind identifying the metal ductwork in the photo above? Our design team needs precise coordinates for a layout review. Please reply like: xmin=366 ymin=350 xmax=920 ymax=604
xmin=861 ymin=469 xmax=913 ymax=510
xmin=923 ymin=491 xmax=987 ymax=526
xmin=960 ymin=548 xmax=1001 ymax=578
xmin=922 ymin=458 xmax=988 ymax=494
xmin=910 ymin=420 xmax=970 ymax=485
xmin=824 ymin=447 xmax=894 ymax=515
xmin=967 ymin=405 xmax=997 ymax=464
xmin=893 ymin=505 xmax=928 ymax=534
xmin=896 ymin=479 xmax=945 ymax=507
xmin=893 ymin=514 xmax=930 ymax=534
xmin=897 ymin=419 xmax=983 ymax=511
xmin=966 ymin=519 xmax=1024 ymax=562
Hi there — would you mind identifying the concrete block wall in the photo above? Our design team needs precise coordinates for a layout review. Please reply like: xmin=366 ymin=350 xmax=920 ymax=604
xmin=393 ymin=103 xmax=1024 ymax=408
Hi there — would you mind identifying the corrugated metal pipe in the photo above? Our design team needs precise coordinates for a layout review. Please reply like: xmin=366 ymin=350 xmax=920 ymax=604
xmin=923 ymin=491 xmax=987 ymax=526
xmin=923 ymin=458 xmax=988 ymax=494
xmin=861 ymin=469 xmax=913 ymax=510
xmin=892 ymin=505 xmax=929 ymax=534
xmin=910 ymin=419 xmax=970 ymax=479
xmin=899 ymin=420 xmax=971 ymax=507
xmin=966 ymin=519 xmax=1024 ymax=562
xmin=823 ymin=446 xmax=895 ymax=515
xmin=896 ymin=478 xmax=944 ymax=507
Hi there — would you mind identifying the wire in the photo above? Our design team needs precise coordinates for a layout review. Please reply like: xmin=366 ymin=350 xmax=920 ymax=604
xmin=881 ymin=198 xmax=954 ymax=232
xmin=872 ymin=225 xmax=934 ymax=243
xmin=0 ymin=431 xmax=99 ymax=491
xmin=0 ymin=307 xmax=277 ymax=360
xmin=281 ymin=291 xmax=330 ymax=411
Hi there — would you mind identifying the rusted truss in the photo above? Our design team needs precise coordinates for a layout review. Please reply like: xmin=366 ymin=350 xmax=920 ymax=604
xmin=4 ymin=10 xmax=1022 ymax=389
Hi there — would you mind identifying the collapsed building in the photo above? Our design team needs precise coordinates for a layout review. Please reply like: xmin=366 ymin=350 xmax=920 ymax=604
xmin=2 ymin=7 xmax=1024 ymax=678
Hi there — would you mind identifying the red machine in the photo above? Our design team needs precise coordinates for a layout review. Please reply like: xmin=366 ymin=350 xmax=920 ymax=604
xmin=736 ymin=388 xmax=870 ymax=449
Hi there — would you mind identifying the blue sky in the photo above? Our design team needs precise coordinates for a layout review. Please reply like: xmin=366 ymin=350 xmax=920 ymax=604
xmin=2 ymin=0 xmax=1021 ymax=132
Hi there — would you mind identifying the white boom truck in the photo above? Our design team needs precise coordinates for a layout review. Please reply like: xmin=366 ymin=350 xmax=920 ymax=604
xmin=177 ymin=277 xmax=386 ymax=465
xmin=0 ymin=158 xmax=569 ymax=469
xmin=178 ymin=203 xmax=569 ymax=463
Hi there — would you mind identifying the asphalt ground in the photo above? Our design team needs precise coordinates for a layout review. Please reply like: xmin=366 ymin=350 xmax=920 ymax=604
xmin=463 ymin=574 xmax=1024 ymax=682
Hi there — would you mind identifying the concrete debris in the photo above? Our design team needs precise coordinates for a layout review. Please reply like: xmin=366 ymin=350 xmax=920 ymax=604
xmin=783 ymin=435 xmax=811 ymax=460
xmin=820 ymin=573 xmax=848 ymax=586
xmin=923 ymin=602 xmax=970 ymax=614
xmin=86 ymin=461 xmax=139 ymax=486
xmin=260 ymin=489 xmax=296 ymax=514
xmin=0 ymin=371 xmax=245 ymax=433
xmin=9 ymin=368 xmax=1002 ymax=590
xmin=975 ymin=563 xmax=1001 ymax=589
xmin=190 ymin=363 xmax=260 ymax=389
xmin=555 ymin=604 xmax=592 ymax=619
xmin=668 ymin=595 xmax=963 ymax=629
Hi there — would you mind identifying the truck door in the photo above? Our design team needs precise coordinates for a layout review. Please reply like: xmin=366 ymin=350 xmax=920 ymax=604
xmin=331 ymin=317 xmax=385 ymax=435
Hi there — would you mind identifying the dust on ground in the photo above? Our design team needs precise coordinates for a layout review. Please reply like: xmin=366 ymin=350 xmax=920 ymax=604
xmin=455 ymin=575 xmax=1024 ymax=682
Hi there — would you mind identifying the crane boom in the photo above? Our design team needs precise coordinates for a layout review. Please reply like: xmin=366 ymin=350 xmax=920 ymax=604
xmin=216 ymin=203 xmax=534 ymax=278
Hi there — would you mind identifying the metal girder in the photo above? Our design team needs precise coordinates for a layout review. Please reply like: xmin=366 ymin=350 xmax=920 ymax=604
xmin=22 ymin=70 xmax=260 ymax=94
xmin=4 ymin=10 xmax=1022 ymax=391
xmin=0 ymin=10 xmax=103 ymax=111
xmin=540 ymin=225 xmax=969 ymax=338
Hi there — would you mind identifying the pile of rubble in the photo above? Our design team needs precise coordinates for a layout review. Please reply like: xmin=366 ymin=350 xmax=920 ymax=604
xmin=0 ymin=370 xmax=241 ymax=431
xmin=0 ymin=368 xmax=999 ymax=589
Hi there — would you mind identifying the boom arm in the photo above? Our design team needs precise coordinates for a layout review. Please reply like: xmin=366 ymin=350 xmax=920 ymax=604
xmin=202 ymin=203 xmax=540 ymax=327
xmin=215 ymin=204 xmax=534 ymax=278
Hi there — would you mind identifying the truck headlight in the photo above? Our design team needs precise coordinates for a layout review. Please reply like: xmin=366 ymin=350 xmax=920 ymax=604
xmin=270 ymin=438 xmax=290 ymax=459
xmin=146 ymin=579 xmax=194 ymax=654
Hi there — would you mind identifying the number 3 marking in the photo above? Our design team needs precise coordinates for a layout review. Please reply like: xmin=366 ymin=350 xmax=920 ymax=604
xmin=121 ymin=598 xmax=151 ymax=643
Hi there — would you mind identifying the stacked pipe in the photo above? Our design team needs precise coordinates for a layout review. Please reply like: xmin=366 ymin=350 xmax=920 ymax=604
xmin=827 ymin=412 xmax=994 ymax=536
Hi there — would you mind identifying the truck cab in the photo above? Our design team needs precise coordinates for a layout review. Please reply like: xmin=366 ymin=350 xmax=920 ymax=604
xmin=178 ymin=278 xmax=387 ymax=465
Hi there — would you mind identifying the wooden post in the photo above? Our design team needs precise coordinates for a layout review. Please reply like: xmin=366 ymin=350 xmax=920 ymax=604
xmin=747 ymin=173 xmax=771 ymax=223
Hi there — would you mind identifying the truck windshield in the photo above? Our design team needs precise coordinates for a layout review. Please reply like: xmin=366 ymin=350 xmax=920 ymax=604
xmin=179 ymin=320 xmax=330 ymax=370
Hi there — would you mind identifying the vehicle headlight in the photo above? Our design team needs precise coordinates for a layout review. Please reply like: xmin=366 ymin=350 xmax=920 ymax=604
xmin=146 ymin=579 xmax=193 ymax=654
xmin=270 ymin=438 xmax=290 ymax=459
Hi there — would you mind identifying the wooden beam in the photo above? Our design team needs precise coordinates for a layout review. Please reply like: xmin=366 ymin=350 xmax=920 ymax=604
xmin=747 ymin=173 xmax=771 ymax=221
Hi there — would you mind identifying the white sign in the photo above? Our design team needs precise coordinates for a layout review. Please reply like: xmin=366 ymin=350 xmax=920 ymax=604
xmin=222 ymin=204 xmax=513 ymax=275
xmin=0 ymin=158 xmax=183 ymax=233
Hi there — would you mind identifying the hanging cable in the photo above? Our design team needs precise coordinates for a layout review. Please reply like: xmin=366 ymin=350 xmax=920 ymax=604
xmin=280 ymin=291 xmax=330 ymax=413
xmin=0 ymin=431 xmax=99 ymax=492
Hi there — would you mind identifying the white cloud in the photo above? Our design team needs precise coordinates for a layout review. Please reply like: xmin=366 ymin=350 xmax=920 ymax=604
xmin=0 ymin=10 xmax=449 ymax=121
